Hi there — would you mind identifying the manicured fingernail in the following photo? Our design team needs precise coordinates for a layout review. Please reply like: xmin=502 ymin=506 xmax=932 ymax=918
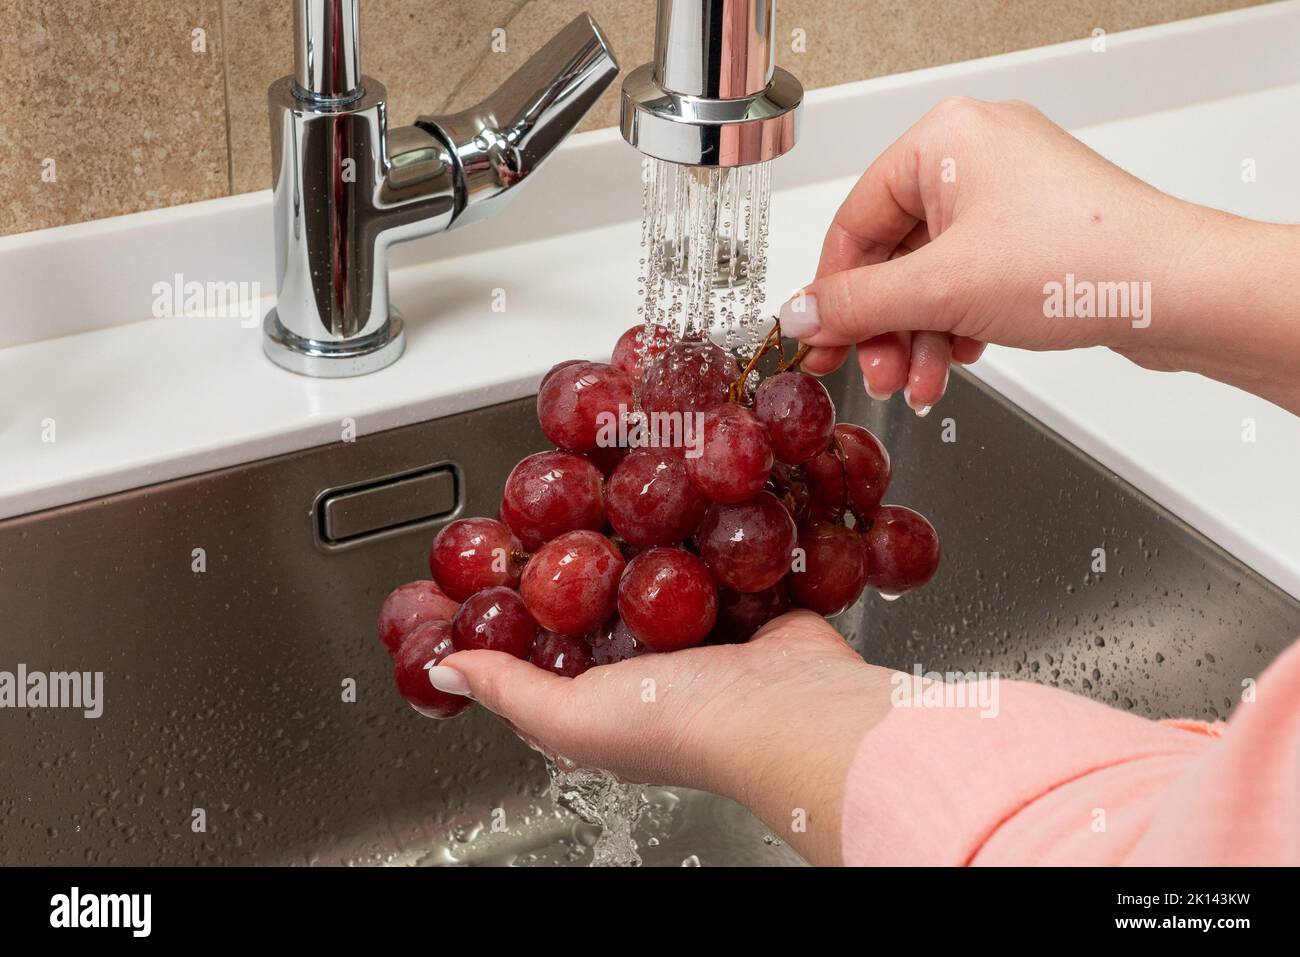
xmin=903 ymin=384 xmax=933 ymax=417
xmin=778 ymin=290 xmax=819 ymax=340
xmin=426 ymin=665 xmax=472 ymax=697
xmin=863 ymin=375 xmax=891 ymax=401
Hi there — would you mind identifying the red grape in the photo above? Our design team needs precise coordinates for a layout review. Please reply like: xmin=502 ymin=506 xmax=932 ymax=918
xmin=696 ymin=491 xmax=798 ymax=593
xmin=589 ymin=617 xmax=647 ymax=665
xmin=540 ymin=358 xmax=583 ymax=392
xmin=537 ymin=361 xmax=634 ymax=454
xmin=862 ymin=505 xmax=941 ymax=597
xmin=606 ymin=447 xmax=708 ymax=546
xmin=376 ymin=580 xmax=460 ymax=655
xmin=709 ymin=584 xmax=790 ymax=644
xmin=428 ymin=518 xmax=523 ymax=602
xmin=788 ymin=522 xmax=868 ymax=616
xmin=519 ymin=530 xmax=625 ymax=637
xmin=805 ymin=423 xmax=891 ymax=520
xmin=686 ymin=402 xmax=773 ymax=503
xmin=500 ymin=450 xmax=605 ymax=551
xmin=617 ymin=547 xmax=719 ymax=652
xmin=393 ymin=620 xmax=471 ymax=719
xmin=450 ymin=586 xmax=537 ymax=658
xmin=637 ymin=340 xmax=739 ymax=418
xmin=754 ymin=372 xmax=835 ymax=465
xmin=611 ymin=323 xmax=675 ymax=380
xmin=529 ymin=630 xmax=594 ymax=677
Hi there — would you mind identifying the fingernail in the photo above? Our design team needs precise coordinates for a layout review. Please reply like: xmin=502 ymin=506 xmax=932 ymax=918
xmin=863 ymin=374 xmax=892 ymax=401
xmin=777 ymin=290 xmax=819 ymax=340
xmin=903 ymin=384 xmax=932 ymax=418
xmin=426 ymin=665 xmax=472 ymax=698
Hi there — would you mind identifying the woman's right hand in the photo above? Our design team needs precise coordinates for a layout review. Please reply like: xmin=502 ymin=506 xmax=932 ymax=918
xmin=780 ymin=97 xmax=1300 ymax=417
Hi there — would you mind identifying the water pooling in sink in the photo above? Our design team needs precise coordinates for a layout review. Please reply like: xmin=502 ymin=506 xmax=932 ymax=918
xmin=547 ymin=764 xmax=646 ymax=867
xmin=414 ymin=778 xmax=804 ymax=867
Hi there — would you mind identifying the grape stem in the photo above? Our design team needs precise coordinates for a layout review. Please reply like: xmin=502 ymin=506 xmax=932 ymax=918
xmin=728 ymin=316 xmax=849 ymax=528
xmin=728 ymin=317 xmax=811 ymax=401
xmin=730 ymin=321 xmax=781 ymax=402
xmin=781 ymin=343 xmax=812 ymax=372
xmin=829 ymin=435 xmax=850 ymax=521
xmin=824 ymin=437 xmax=873 ymax=530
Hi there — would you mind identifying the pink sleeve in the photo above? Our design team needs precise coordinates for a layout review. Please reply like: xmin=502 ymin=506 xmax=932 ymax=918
xmin=841 ymin=640 xmax=1300 ymax=866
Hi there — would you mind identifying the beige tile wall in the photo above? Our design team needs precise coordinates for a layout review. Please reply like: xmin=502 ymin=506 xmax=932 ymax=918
xmin=0 ymin=0 xmax=1267 ymax=236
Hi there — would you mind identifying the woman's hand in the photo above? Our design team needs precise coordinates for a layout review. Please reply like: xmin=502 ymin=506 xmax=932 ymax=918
xmin=782 ymin=97 xmax=1300 ymax=416
xmin=431 ymin=610 xmax=897 ymax=866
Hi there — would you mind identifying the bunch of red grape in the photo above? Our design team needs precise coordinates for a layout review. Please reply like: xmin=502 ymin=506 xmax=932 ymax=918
xmin=377 ymin=323 xmax=940 ymax=718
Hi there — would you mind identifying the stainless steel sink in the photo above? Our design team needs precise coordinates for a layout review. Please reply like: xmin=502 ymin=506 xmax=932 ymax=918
xmin=2 ymin=362 xmax=1297 ymax=866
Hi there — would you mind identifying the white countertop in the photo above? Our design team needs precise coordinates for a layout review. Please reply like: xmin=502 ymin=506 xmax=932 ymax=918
xmin=971 ymin=85 xmax=1300 ymax=601
xmin=2 ymin=4 xmax=1298 ymax=599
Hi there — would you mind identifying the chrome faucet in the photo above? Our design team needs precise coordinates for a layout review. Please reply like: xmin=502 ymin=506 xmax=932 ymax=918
xmin=262 ymin=1 xmax=619 ymax=377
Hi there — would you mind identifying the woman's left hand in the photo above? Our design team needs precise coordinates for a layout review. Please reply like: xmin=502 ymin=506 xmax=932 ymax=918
xmin=430 ymin=610 xmax=896 ymax=866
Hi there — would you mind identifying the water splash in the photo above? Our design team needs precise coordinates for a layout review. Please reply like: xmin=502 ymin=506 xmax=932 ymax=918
xmin=546 ymin=761 xmax=647 ymax=867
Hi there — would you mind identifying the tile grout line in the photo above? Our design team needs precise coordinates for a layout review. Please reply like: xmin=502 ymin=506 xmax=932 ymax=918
xmin=218 ymin=0 xmax=235 ymax=196
xmin=436 ymin=0 xmax=534 ymax=113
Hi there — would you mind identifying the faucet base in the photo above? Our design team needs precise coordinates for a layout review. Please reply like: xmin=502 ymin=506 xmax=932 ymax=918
xmin=262 ymin=308 xmax=406 ymax=378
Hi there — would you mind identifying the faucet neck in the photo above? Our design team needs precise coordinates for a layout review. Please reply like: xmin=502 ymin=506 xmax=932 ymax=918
xmin=654 ymin=0 xmax=776 ymax=99
xmin=294 ymin=0 xmax=362 ymax=101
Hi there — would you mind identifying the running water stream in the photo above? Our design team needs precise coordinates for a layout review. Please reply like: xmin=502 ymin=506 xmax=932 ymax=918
xmin=548 ymin=158 xmax=777 ymax=867
xmin=638 ymin=157 xmax=773 ymax=355
xmin=547 ymin=761 xmax=647 ymax=867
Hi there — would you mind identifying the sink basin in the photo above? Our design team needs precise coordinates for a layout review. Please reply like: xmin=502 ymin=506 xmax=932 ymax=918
xmin=2 ymin=359 xmax=1296 ymax=867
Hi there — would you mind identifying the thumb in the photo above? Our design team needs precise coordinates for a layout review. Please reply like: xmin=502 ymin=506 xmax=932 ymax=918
xmin=778 ymin=240 xmax=962 ymax=348
xmin=435 ymin=649 xmax=569 ymax=732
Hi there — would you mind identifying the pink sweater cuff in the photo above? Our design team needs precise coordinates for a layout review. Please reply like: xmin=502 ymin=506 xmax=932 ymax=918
xmin=841 ymin=641 xmax=1300 ymax=866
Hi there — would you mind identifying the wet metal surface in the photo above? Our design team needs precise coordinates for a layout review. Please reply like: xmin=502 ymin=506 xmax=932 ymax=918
xmin=1 ymin=366 xmax=1296 ymax=865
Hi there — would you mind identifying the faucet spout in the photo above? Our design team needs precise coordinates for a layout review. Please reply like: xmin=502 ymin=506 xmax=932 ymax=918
xmin=262 ymin=6 xmax=618 ymax=378
xmin=417 ymin=14 xmax=619 ymax=230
